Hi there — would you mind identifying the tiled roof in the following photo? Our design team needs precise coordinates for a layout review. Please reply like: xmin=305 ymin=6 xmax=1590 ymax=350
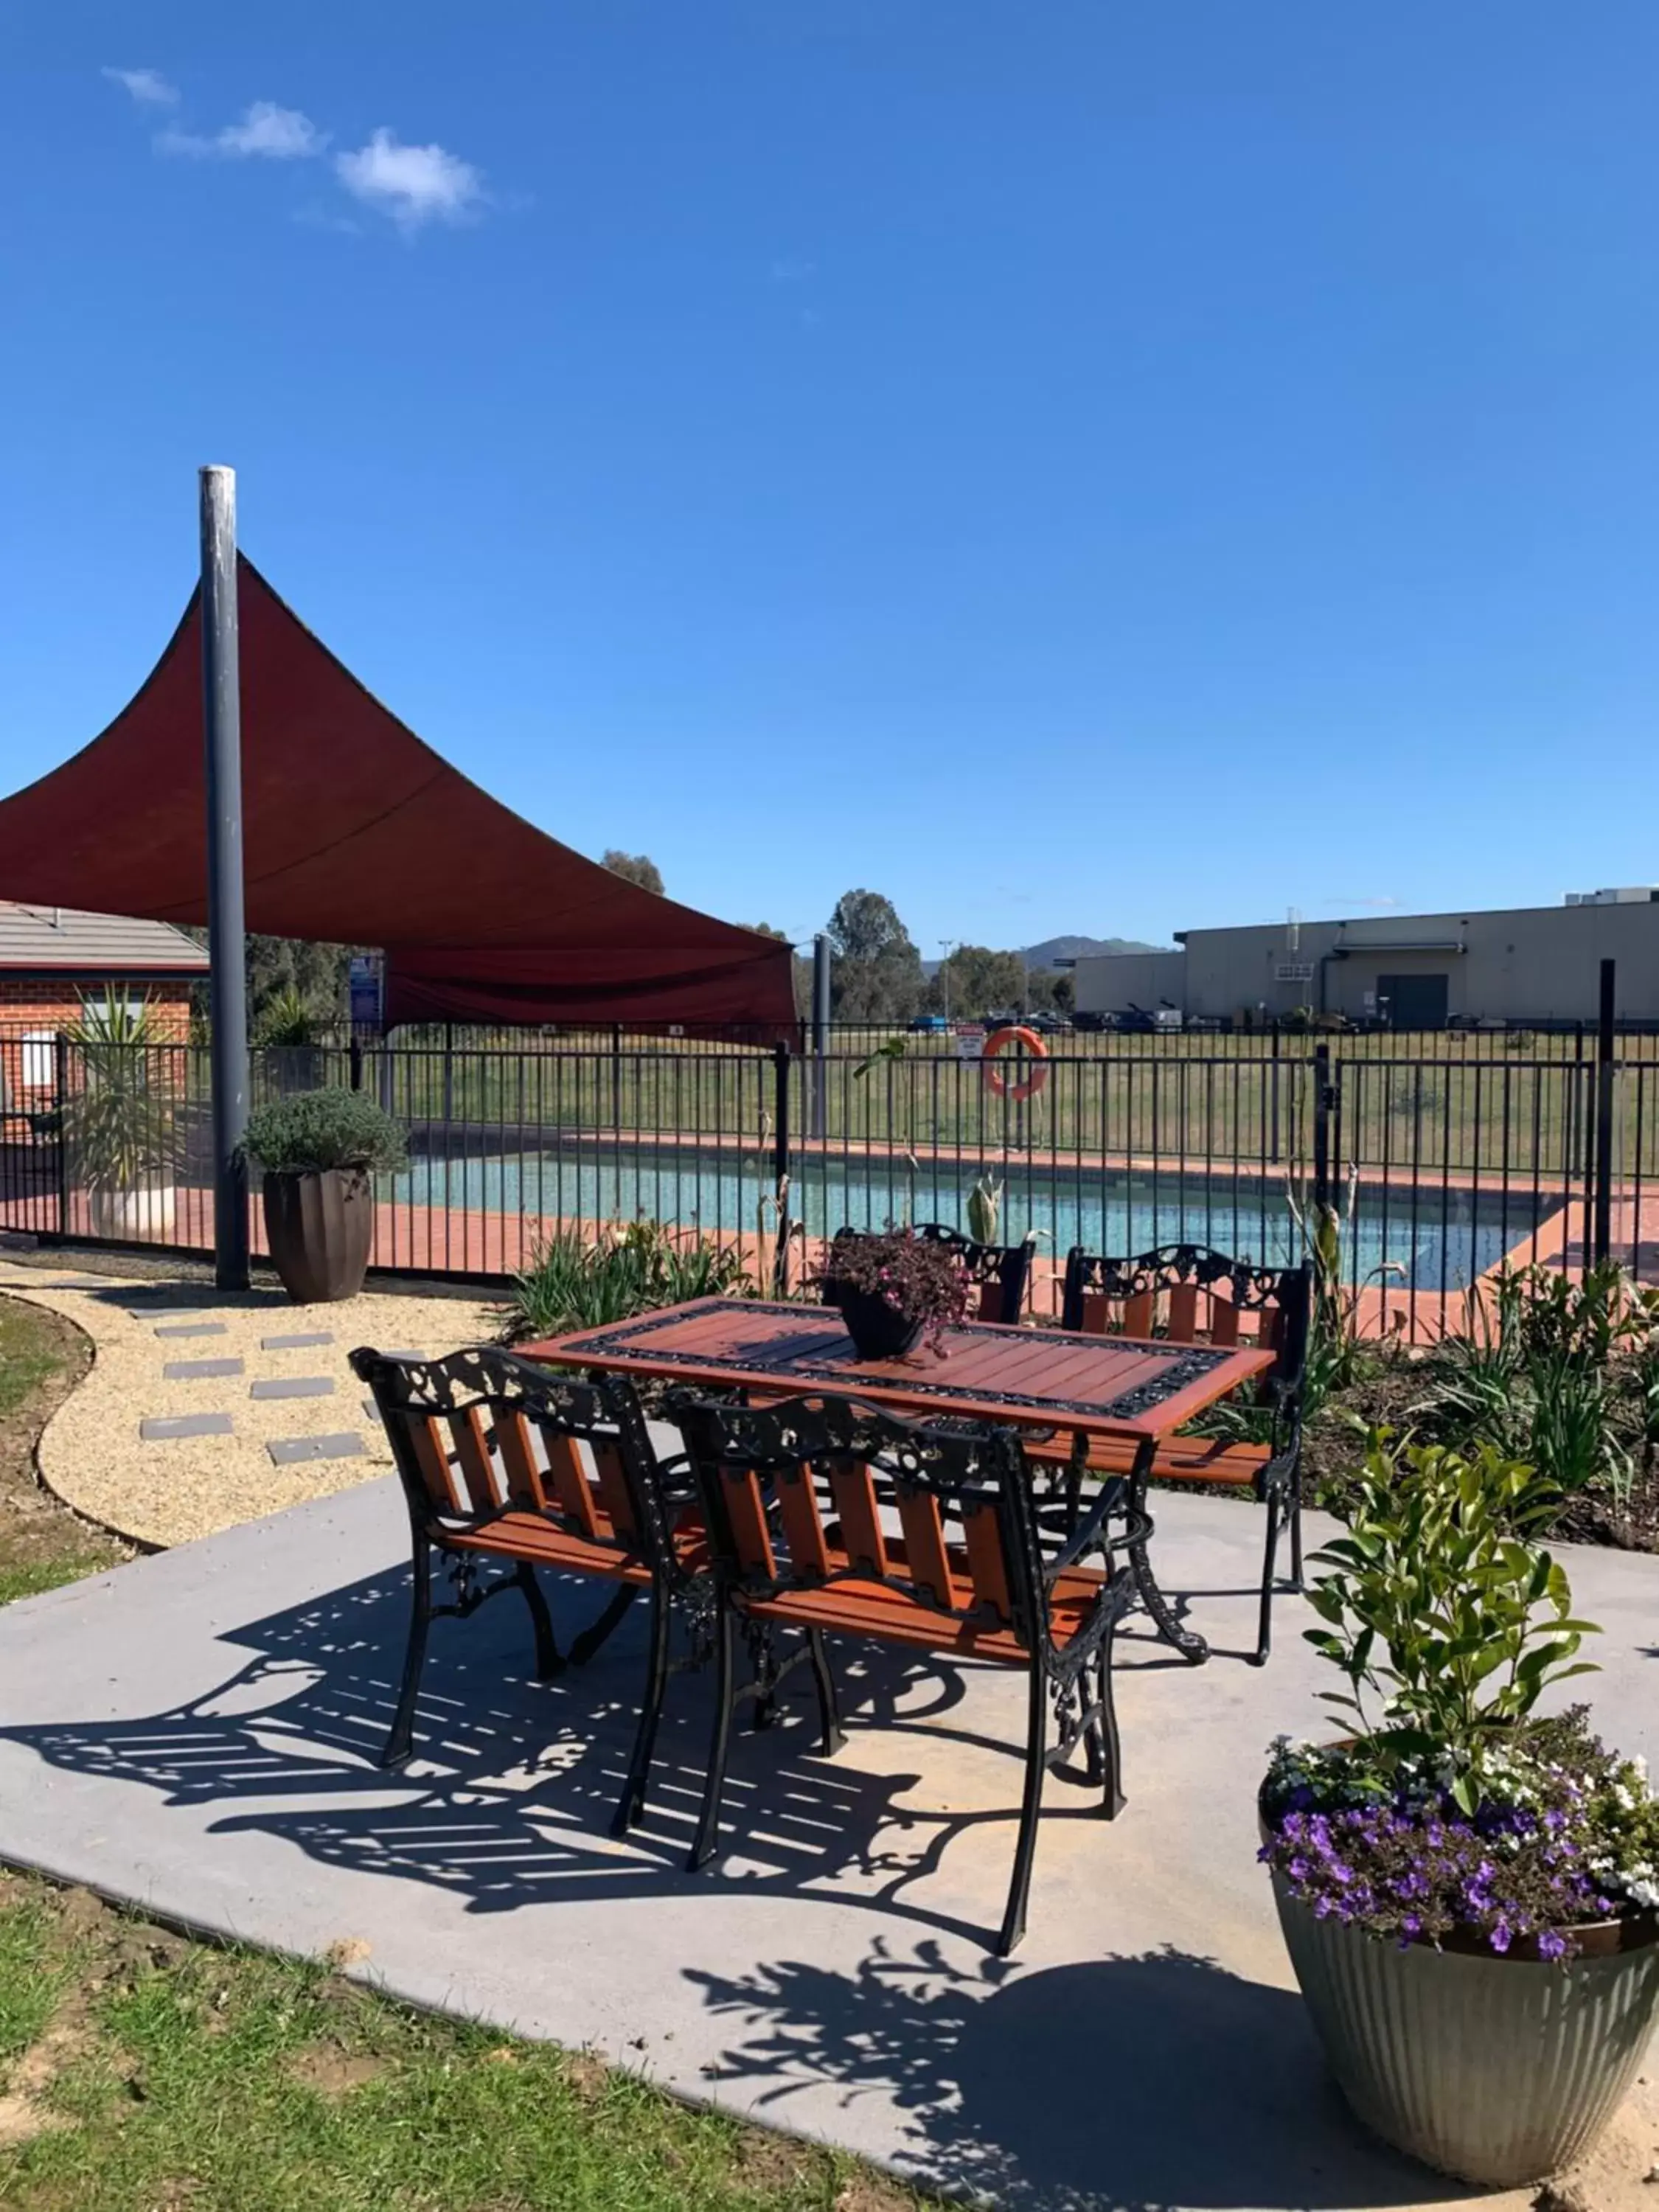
xmin=0 ymin=902 xmax=209 ymax=974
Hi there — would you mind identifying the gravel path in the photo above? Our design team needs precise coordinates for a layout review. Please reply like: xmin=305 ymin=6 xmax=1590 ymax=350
xmin=0 ymin=1257 xmax=502 ymax=1548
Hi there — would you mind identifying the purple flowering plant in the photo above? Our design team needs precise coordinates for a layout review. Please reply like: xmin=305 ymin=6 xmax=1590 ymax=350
xmin=1261 ymin=1431 xmax=1659 ymax=1958
xmin=816 ymin=1228 xmax=972 ymax=1352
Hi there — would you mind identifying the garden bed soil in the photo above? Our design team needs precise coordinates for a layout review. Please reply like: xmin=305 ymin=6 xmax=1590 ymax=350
xmin=1300 ymin=1355 xmax=1659 ymax=1557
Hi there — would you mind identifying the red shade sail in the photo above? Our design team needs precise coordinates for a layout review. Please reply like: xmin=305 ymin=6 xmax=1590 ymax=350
xmin=0 ymin=558 xmax=795 ymax=1034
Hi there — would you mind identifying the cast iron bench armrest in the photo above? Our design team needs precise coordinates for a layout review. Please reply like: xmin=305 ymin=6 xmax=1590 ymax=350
xmin=1043 ymin=1478 xmax=1150 ymax=1583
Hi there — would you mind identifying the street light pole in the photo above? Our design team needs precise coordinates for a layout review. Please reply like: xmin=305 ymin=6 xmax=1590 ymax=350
xmin=938 ymin=940 xmax=956 ymax=1025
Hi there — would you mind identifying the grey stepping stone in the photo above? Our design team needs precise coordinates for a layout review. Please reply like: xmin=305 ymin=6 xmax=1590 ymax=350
xmin=164 ymin=1357 xmax=246 ymax=1381
xmin=267 ymin=1433 xmax=364 ymax=1467
xmin=250 ymin=1376 xmax=335 ymax=1400
xmin=141 ymin=1413 xmax=234 ymax=1441
xmin=156 ymin=1322 xmax=228 ymax=1340
xmin=376 ymin=1349 xmax=425 ymax=1363
xmin=260 ymin=1330 xmax=335 ymax=1351
xmin=361 ymin=1397 xmax=380 ymax=1421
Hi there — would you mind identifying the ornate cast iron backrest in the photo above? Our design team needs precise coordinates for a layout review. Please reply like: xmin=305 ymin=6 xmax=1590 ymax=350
xmin=670 ymin=1390 xmax=1048 ymax=1645
xmin=1060 ymin=1244 xmax=1313 ymax=1395
xmin=351 ymin=1345 xmax=673 ymax=1566
xmin=827 ymin=1224 xmax=1033 ymax=1324
xmin=914 ymin=1222 xmax=1033 ymax=1324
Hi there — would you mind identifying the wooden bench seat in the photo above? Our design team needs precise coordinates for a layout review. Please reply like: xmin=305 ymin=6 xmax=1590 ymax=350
xmin=741 ymin=1558 xmax=1114 ymax=1661
xmin=353 ymin=1345 xmax=704 ymax=1836
xmin=1023 ymin=1429 xmax=1271 ymax=1488
xmin=673 ymin=1388 xmax=1144 ymax=1956
xmin=446 ymin=1507 xmax=710 ymax=1583
xmin=1049 ymin=1242 xmax=1313 ymax=1665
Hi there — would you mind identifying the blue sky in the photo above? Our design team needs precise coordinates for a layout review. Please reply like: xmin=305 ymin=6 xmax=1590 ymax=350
xmin=4 ymin=5 xmax=1659 ymax=956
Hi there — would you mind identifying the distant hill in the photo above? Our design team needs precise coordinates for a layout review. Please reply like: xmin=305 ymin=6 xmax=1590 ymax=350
xmin=921 ymin=933 xmax=1164 ymax=977
xmin=1023 ymin=933 xmax=1164 ymax=968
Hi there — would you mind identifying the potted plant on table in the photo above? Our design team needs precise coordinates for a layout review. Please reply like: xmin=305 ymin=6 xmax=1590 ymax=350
xmin=63 ymin=992 xmax=178 ymax=1240
xmin=240 ymin=1087 xmax=406 ymax=1304
xmin=1259 ymin=1431 xmax=1659 ymax=2187
xmin=817 ymin=1226 xmax=971 ymax=1361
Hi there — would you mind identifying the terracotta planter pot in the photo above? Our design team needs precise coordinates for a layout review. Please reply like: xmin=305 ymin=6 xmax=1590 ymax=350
xmin=822 ymin=1282 xmax=925 ymax=1361
xmin=261 ymin=1168 xmax=373 ymax=1304
xmin=1269 ymin=1870 xmax=1659 ymax=2185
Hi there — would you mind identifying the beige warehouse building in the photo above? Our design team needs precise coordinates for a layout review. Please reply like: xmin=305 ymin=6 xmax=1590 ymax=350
xmin=1074 ymin=892 xmax=1659 ymax=1029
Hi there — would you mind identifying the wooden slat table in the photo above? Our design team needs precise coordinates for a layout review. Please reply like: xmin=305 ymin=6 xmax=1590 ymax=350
xmin=521 ymin=1297 xmax=1275 ymax=1664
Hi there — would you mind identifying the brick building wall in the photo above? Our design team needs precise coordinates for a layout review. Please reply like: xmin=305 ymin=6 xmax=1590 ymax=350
xmin=0 ymin=980 xmax=196 ymax=1107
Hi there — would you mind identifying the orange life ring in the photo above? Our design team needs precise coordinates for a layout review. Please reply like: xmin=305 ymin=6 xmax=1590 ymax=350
xmin=981 ymin=1025 xmax=1049 ymax=1102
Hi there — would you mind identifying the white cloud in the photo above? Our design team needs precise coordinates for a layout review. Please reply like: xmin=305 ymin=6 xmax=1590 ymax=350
xmin=104 ymin=66 xmax=178 ymax=106
xmin=216 ymin=102 xmax=324 ymax=158
xmin=160 ymin=100 xmax=324 ymax=160
xmin=335 ymin=128 xmax=484 ymax=228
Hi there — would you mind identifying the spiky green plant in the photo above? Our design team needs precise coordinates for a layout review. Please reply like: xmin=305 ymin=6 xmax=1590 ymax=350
xmin=61 ymin=992 xmax=176 ymax=1194
xmin=966 ymin=1172 xmax=1002 ymax=1247
xmin=502 ymin=1220 xmax=754 ymax=1341
xmin=255 ymin=983 xmax=325 ymax=1048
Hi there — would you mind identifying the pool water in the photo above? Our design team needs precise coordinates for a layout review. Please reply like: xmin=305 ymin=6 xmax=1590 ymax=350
xmin=393 ymin=1144 xmax=1549 ymax=1293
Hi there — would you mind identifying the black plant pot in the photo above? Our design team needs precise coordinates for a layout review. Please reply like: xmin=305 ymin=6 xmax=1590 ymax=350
xmin=262 ymin=1167 xmax=373 ymax=1304
xmin=824 ymin=1281 xmax=925 ymax=1362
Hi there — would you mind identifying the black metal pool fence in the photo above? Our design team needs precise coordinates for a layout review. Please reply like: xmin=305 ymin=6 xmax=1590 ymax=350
xmin=1 ymin=1022 xmax=1651 ymax=1337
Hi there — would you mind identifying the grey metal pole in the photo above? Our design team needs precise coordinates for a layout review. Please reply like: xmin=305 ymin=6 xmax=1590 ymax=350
xmin=1593 ymin=958 xmax=1615 ymax=1266
xmin=811 ymin=933 xmax=832 ymax=1141
xmin=200 ymin=465 xmax=250 ymax=1290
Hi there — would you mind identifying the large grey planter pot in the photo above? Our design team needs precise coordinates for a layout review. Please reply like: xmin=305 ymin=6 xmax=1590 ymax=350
xmin=261 ymin=1168 xmax=373 ymax=1304
xmin=1273 ymin=1877 xmax=1659 ymax=2185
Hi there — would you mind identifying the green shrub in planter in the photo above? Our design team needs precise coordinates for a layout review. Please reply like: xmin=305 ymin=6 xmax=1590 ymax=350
xmin=240 ymin=1090 xmax=406 ymax=1303
xmin=242 ymin=1088 xmax=407 ymax=1176
xmin=1258 ymin=1430 xmax=1659 ymax=2185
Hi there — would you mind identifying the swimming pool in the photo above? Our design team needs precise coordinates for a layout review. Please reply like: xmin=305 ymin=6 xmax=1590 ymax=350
xmin=393 ymin=1142 xmax=1551 ymax=1293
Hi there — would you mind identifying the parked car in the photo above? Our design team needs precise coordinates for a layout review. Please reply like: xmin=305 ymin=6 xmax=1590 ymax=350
xmin=1023 ymin=1010 xmax=1071 ymax=1034
xmin=1070 ymin=1009 xmax=1110 ymax=1033
xmin=909 ymin=1013 xmax=951 ymax=1034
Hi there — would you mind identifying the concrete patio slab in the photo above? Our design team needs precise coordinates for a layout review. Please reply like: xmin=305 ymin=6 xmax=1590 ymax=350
xmin=0 ymin=1481 xmax=1655 ymax=2211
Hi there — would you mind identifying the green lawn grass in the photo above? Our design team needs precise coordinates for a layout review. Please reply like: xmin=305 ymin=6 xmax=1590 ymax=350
xmin=0 ymin=1298 xmax=65 ymax=1419
xmin=0 ymin=1296 xmax=124 ymax=1607
xmin=0 ymin=1874 xmax=919 ymax=2212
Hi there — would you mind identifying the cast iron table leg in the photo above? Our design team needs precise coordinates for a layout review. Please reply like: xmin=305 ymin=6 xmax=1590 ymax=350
xmin=1125 ymin=1439 xmax=1209 ymax=1665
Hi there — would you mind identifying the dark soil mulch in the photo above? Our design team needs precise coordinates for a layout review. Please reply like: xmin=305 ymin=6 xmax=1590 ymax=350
xmin=1300 ymin=1352 xmax=1659 ymax=1555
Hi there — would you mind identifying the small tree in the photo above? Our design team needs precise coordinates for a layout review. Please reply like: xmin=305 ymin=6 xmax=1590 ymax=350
xmin=826 ymin=890 xmax=924 ymax=1022
xmin=927 ymin=945 xmax=1026 ymax=1020
xmin=603 ymin=850 xmax=664 ymax=895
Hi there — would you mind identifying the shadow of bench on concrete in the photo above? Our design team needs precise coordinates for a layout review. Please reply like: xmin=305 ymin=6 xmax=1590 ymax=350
xmin=0 ymin=1562 xmax=1168 ymax=1950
